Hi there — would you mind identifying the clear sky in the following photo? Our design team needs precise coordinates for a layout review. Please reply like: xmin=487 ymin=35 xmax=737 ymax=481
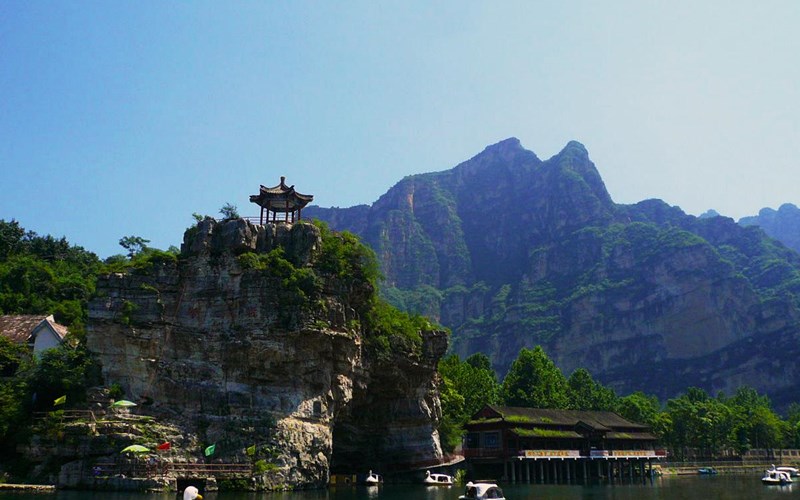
xmin=2 ymin=1 xmax=798 ymax=258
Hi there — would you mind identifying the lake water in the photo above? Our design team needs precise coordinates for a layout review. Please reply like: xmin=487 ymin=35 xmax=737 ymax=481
xmin=0 ymin=475 xmax=793 ymax=500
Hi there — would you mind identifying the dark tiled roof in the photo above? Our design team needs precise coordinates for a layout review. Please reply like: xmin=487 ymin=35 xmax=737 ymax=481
xmin=0 ymin=315 xmax=68 ymax=344
xmin=510 ymin=427 xmax=583 ymax=439
xmin=250 ymin=176 xmax=314 ymax=210
xmin=606 ymin=431 xmax=657 ymax=440
xmin=487 ymin=405 xmax=648 ymax=430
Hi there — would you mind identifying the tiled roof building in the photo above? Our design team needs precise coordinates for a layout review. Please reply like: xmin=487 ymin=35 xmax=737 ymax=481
xmin=0 ymin=314 xmax=68 ymax=356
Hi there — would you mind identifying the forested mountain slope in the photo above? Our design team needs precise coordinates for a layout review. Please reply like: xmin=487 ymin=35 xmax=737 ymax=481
xmin=306 ymin=138 xmax=800 ymax=408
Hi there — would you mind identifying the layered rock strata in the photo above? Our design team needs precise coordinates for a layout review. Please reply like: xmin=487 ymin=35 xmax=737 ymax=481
xmin=86 ymin=219 xmax=446 ymax=488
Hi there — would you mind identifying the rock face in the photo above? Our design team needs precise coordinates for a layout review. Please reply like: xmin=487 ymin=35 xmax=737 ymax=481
xmin=739 ymin=203 xmax=800 ymax=254
xmin=86 ymin=219 xmax=446 ymax=489
xmin=306 ymin=139 xmax=800 ymax=409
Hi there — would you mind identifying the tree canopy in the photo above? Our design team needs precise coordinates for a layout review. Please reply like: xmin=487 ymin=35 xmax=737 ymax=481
xmin=438 ymin=344 xmax=795 ymax=460
xmin=501 ymin=346 xmax=568 ymax=408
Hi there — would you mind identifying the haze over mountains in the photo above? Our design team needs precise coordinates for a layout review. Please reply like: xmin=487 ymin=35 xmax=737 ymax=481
xmin=306 ymin=138 xmax=800 ymax=410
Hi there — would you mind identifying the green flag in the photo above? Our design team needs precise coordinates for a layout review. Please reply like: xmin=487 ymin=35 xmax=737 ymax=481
xmin=246 ymin=445 xmax=256 ymax=456
xmin=204 ymin=444 xmax=216 ymax=456
xmin=53 ymin=395 xmax=66 ymax=406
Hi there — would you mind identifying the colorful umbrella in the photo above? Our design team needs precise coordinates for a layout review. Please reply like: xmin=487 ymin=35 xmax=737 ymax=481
xmin=111 ymin=400 xmax=138 ymax=407
xmin=120 ymin=444 xmax=150 ymax=453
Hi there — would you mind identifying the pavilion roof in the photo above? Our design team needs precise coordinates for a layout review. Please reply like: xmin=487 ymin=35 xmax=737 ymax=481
xmin=250 ymin=176 xmax=313 ymax=212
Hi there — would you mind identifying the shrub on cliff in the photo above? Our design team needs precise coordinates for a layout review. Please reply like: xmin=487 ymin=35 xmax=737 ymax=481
xmin=314 ymin=221 xmax=381 ymax=291
xmin=313 ymin=221 xmax=437 ymax=356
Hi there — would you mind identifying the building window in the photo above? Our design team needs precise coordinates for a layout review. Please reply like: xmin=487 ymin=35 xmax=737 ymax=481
xmin=466 ymin=433 xmax=480 ymax=449
xmin=484 ymin=432 xmax=500 ymax=449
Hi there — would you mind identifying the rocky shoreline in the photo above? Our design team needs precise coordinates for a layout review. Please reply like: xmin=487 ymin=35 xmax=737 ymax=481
xmin=0 ymin=484 xmax=56 ymax=492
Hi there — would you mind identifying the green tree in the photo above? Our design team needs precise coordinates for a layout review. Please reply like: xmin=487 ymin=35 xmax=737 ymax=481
xmin=616 ymin=391 xmax=661 ymax=427
xmin=465 ymin=352 xmax=493 ymax=372
xmin=439 ymin=354 xmax=500 ymax=419
xmin=0 ymin=378 xmax=26 ymax=442
xmin=0 ymin=219 xmax=26 ymax=261
xmin=118 ymin=236 xmax=150 ymax=258
xmin=0 ymin=336 xmax=26 ymax=377
xmin=219 ymin=203 xmax=240 ymax=220
xmin=437 ymin=377 xmax=466 ymax=453
xmin=728 ymin=386 xmax=783 ymax=452
xmin=437 ymin=354 xmax=500 ymax=453
xmin=500 ymin=346 xmax=568 ymax=408
xmin=785 ymin=403 xmax=800 ymax=448
xmin=24 ymin=345 xmax=101 ymax=412
xmin=566 ymin=368 xmax=617 ymax=411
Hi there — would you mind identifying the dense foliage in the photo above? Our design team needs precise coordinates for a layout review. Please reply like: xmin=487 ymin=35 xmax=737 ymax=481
xmin=0 ymin=220 xmax=107 ymax=465
xmin=439 ymin=344 xmax=799 ymax=458
xmin=0 ymin=341 xmax=100 ymax=452
xmin=235 ymin=220 xmax=437 ymax=354
xmin=312 ymin=221 xmax=435 ymax=356
xmin=0 ymin=219 xmax=102 ymax=330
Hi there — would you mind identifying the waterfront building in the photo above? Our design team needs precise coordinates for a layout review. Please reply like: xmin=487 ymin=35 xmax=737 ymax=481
xmin=463 ymin=405 xmax=664 ymax=482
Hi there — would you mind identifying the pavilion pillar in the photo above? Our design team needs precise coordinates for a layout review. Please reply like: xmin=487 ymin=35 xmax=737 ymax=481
xmin=525 ymin=460 xmax=530 ymax=483
xmin=539 ymin=460 xmax=543 ymax=483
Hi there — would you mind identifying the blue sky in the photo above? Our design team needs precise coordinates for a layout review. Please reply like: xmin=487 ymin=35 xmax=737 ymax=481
xmin=2 ymin=1 xmax=798 ymax=258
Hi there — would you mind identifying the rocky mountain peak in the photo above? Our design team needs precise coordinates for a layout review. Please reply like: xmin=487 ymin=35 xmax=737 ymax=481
xmin=308 ymin=138 xmax=800 ymax=410
xmin=556 ymin=140 xmax=589 ymax=158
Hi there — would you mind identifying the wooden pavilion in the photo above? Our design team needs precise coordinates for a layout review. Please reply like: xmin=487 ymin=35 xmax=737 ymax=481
xmin=249 ymin=176 xmax=314 ymax=225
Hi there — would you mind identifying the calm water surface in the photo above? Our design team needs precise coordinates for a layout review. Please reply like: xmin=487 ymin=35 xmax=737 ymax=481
xmin=0 ymin=476 xmax=794 ymax=500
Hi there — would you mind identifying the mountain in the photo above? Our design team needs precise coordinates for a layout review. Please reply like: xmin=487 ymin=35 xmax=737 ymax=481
xmin=739 ymin=203 xmax=800 ymax=255
xmin=306 ymin=138 xmax=800 ymax=409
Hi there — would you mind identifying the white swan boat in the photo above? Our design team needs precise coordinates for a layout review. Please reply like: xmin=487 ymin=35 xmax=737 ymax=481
xmin=183 ymin=486 xmax=203 ymax=500
xmin=458 ymin=481 xmax=505 ymax=499
xmin=424 ymin=470 xmax=455 ymax=486
xmin=776 ymin=465 xmax=799 ymax=477
xmin=762 ymin=468 xmax=792 ymax=485
xmin=363 ymin=470 xmax=383 ymax=485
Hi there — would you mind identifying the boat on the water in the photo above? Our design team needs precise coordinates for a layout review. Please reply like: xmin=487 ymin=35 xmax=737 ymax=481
xmin=762 ymin=468 xmax=792 ymax=485
xmin=458 ymin=481 xmax=505 ymax=499
xmin=776 ymin=465 xmax=799 ymax=477
xmin=697 ymin=467 xmax=718 ymax=474
xmin=424 ymin=470 xmax=455 ymax=486
xmin=363 ymin=470 xmax=382 ymax=486
xmin=183 ymin=486 xmax=203 ymax=500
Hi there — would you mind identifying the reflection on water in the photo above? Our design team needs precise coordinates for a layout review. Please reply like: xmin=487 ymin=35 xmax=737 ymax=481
xmin=0 ymin=475 xmax=795 ymax=500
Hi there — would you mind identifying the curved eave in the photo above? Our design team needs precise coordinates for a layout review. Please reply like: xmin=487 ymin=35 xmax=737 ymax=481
xmin=249 ymin=192 xmax=314 ymax=211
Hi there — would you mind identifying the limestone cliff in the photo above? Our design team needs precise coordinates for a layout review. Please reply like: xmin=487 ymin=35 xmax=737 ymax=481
xmin=306 ymin=138 xmax=800 ymax=408
xmin=86 ymin=218 xmax=446 ymax=489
